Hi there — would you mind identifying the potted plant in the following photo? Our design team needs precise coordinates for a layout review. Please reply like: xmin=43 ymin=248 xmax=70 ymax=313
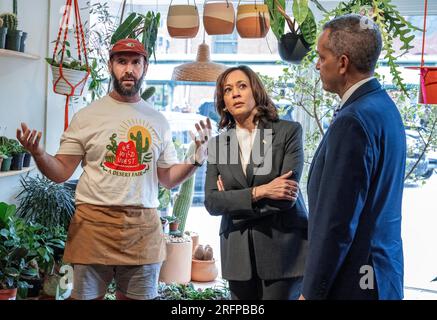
xmin=159 ymin=233 xmax=193 ymax=285
xmin=15 ymin=175 xmax=75 ymax=231
xmin=8 ymin=139 xmax=25 ymax=171
xmin=45 ymin=40 xmax=90 ymax=96
xmin=191 ymin=244 xmax=218 ymax=282
xmin=0 ymin=144 xmax=12 ymax=172
xmin=0 ymin=12 xmax=21 ymax=52
xmin=266 ymin=0 xmax=319 ymax=64
xmin=0 ymin=202 xmax=38 ymax=300
xmin=0 ymin=17 xmax=7 ymax=49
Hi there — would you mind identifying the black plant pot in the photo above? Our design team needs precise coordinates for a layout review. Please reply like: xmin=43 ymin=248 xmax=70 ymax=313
xmin=19 ymin=31 xmax=27 ymax=52
xmin=11 ymin=152 xmax=25 ymax=170
xmin=23 ymin=152 xmax=32 ymax=167
xmin=6 ymin=29 xmax=22 ymax=51
xmin=0 ymin=27 xmax=7 ymax=49
xmin=278 ymin=33 xmax=311 ymax=64
xmin=26 ymin=278 xmax=43 ymax=298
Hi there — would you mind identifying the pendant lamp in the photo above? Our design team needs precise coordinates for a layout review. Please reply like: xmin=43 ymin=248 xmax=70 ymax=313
xmin=172 ymin=42 xmax=227 ymax=83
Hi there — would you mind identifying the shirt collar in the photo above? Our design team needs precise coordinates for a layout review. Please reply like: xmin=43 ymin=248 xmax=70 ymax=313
xmin=340 ymin=77 xmax=374 ymax=108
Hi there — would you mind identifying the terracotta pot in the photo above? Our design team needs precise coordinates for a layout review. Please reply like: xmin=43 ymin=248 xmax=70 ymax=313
xmin=159 ymin=239 xmax=192 ymax=284
xmin=169 ymin=221 xmax=180 ymax=232
xmin=203 ymin=1 xmax=235 ymax=35
xmin=167 ymin=4 xmax=199 ymax=38
xmin=419 ymin=67 xmax=437 ymax=104
xmin=236 ymin=4 xmax=270 ymax=38
xmin=0 ymin=288 xmax=17 ymax=300
xmin=191 ymin=258 xmax=218 ymax=282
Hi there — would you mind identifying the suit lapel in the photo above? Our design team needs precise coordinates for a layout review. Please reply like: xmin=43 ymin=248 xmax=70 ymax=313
xmin=224 ymin=129 xmax=249 ymax=188
xmin=308 ymin=79 xmax=382 ymax=183
xmin=248 ymin=120 xmax=275 ymax=186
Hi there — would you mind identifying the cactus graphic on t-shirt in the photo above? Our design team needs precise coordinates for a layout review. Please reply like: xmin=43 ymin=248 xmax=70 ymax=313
xmin=102 ymin=121 xmax=155 ymax=174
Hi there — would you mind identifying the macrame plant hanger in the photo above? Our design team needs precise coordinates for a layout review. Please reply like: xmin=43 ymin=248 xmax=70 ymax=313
xmin=416 ymin=0 xmax=437 ymax=104
xmin=52 ymin=0 xmax=90 ymax=130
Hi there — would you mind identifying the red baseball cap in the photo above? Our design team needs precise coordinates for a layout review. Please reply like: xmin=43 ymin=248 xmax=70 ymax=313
xmin=110 ymin=39 xmax=148 ymax=59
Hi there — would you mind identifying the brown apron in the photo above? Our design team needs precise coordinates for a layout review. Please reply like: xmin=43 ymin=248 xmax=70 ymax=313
xmin=63 ymin=204 xmax=166 ymax=265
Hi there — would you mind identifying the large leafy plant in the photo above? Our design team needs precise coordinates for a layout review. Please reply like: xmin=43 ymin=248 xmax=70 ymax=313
xmin=266 ymin=0 xmax=322 ymax=46
xmin=0 ymin=202 xmax=38 ymax=290
xmin=15 ymin=175 xmax=75 ymax=231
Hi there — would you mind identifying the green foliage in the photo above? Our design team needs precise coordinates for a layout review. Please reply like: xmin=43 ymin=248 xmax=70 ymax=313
xmin=15 ymin=175 xmax=75 ymax=231
xmin=266 ymin=0 xmax=319 ymax=45
xmin=388 ymin=88 xmax=437 ymax=183
xmin=266 ymin=0 xmax=286 ymax=40
xmin=45 ymin=40 xmax=88 ymax=71
xmin=172 ymin=143 xmax=196 ymax=233
xmin=0 ymin=202 xmax=39 ymax=290
xmin=110 ymin=11 xmax=161 ymax=62
xmin=157 ymin=282 xmax=230 ymax=300
xmin=317 ymin=0 xmax=420 ymax=96
xmin=141 ymin=86 xmax=156 ymax=101
xmin=158 ymin=186 xmax=171 ymax=211
xmin=13 ymin=0 xmax=17 ymax=16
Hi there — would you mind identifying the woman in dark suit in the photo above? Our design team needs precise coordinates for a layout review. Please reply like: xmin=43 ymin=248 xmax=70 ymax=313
xmin=204 ymin=65 xmax=308 ymax=300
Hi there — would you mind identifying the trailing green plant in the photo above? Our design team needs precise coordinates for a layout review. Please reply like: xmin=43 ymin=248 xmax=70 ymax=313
xmin=0 ymin=13 xmax=17 ymax=31
xmin=309 ymin=0 xmax=420 ymax=96
xmin=45 ymin=40 xmax=89 ymax=71
xmin=15 ymin=175 xmax=75 ymax=231
xmin=157 ymin=281 xmax=230 ymax=300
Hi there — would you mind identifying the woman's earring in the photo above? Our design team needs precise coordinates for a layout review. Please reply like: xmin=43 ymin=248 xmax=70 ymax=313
xmin=223 ymin=107 xmax=228 ymax=112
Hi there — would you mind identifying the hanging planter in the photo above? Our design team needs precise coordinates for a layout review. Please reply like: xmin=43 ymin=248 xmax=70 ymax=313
xmin=406 ymin=0 xmax=437 ymax=105
xmin=203 ymin=0 xmax=235 ymax=35
xmin=46 ymin=0 xmax=90 ymax=130
xmin=278 ymin=33 xmax=311 ymax=64
xmin=167 ymin=1 xmax=199 ymax=38
xmin=236 ymin=2 xmax=270 ymax=38
xmin=50 ymin=65 xmax=89 ymax=96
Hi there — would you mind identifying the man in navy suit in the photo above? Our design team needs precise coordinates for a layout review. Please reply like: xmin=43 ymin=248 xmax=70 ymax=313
xmin=301 ymin=14 xmax=406 ymax=300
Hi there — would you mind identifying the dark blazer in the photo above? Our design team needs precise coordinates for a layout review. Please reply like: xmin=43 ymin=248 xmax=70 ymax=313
xmin=204 ymin=119 xmax=308 ymax=281
xmin=303 ymin=79 xmax=406 ymax=300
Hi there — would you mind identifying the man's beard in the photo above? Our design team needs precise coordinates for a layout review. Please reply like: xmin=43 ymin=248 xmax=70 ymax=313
xmin=112 ymin=71 xmax=145 ymax=97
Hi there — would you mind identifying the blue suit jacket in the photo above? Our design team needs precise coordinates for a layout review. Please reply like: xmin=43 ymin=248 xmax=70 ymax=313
xmin=303 ymin=79 xmax=406 ymax=300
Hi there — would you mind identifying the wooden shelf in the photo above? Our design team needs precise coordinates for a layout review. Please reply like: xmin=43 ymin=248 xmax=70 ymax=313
xmin=0 ymin=48 xmax=40 ymax=60
xmin=0 ymin=166 xmax=36 ymax=178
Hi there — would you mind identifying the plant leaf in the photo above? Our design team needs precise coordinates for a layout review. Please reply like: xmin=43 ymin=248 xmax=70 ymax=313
xmin=293 ymin=0 xmax=309 ymax=25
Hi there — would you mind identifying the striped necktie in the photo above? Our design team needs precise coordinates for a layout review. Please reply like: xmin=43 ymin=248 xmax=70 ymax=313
xmin=331 ymin=105 xmax=342 ymax=124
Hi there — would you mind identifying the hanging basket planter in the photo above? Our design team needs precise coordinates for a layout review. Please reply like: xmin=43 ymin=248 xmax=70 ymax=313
xmin=47 ymin=0 xmax=90 ymax=130
xmin=167 ymin=2 xmax=199 ymax=38
xmin=203 ymin=1 xmax=235 ymax=35
xmin=50 ymin=65 xmax=89 ymax=96
xmin=236 ymin=3 xmax=270 ymax=38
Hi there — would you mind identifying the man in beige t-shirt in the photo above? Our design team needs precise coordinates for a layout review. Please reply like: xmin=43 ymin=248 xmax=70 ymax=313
xmin=17 ymin=39 xmax=211 ymax=300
